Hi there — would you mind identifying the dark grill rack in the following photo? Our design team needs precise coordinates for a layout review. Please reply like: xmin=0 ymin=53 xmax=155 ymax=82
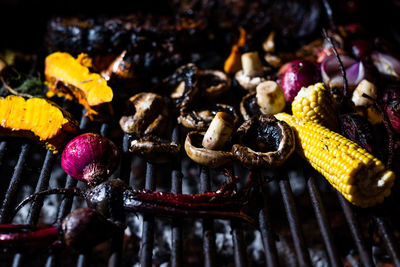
xmin=0 ymin=102 xmax=400 ymax=267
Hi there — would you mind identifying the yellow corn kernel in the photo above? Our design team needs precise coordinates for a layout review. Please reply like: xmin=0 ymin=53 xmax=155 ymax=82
xmin=292 ymin=83 xmax=338 ymax=130
xmin=275 ymin=113 xmax=395 ymax=208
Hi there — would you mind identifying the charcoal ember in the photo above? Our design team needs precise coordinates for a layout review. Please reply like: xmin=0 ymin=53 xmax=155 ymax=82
xmin=45 ymin=17 xmax=94 ymax=56
xmin=339 ymin=113 xmax=381 ymax=157
xmin=45 ymin=14 xmax=208 ymax=91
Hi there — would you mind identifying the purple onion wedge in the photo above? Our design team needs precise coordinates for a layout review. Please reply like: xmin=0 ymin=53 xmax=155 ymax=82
xmin=321 ymin=55 xmax=370 ymax=90
xmin=371 ymin=51 xmax=400 ymax=80
xmin=61 ymin=133 xmax=119 ymax=187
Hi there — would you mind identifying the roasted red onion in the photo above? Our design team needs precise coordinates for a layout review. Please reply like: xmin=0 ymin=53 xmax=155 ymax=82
xmin=371 ymin=51 xmax=400 ymax=80
xmin=277 ymin=59 xmax=320 ymax=102
xmin=351 ymin=39 xmax=372 ymax=59
xmin=321 ymin=55 xmax=369 ymax=90
xmin=61 ymin=133 xmax=119 ymax=187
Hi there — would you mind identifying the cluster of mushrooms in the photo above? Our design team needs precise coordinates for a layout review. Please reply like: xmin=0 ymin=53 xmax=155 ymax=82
xmin=118 ymin=53 xmax=296 ymax=170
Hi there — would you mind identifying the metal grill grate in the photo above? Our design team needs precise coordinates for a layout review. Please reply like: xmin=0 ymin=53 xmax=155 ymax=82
xmin=0 ymin=101 xmax=399 ymax=267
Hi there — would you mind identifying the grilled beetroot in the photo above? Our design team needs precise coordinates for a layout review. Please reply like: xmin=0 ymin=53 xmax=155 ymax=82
xmin=61 ymin=133 xmax=119 ymax=187
xmin=386 ymin=101 xmax=400 ymax=134
xmin=277 ymin=59 xmax=320 ymax=103
xmin=339 ymin=113 xmax=380 ymax=157
xmin=0 ymin=208 xmax=121 ymax=251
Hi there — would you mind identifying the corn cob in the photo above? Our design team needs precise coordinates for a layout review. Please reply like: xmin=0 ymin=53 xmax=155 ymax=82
xmin=275 ymin=112 xmax=395 ymax=207
xmin=292 ymin=83 xmax=338 ymax=130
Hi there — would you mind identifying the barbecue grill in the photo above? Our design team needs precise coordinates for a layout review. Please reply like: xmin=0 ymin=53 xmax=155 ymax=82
xmin=1 ymin=1 xmax=400 ymax=266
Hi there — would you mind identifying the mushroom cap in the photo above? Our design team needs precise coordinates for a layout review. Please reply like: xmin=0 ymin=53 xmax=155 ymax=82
xmin=198 ymin=69 xmax=231 ymax=99
xmin=240 ymin=91 xmax=261 ymax=121
xmin=234 ymin=67 xmax=271 ymax=92
xmin=178 ymin=103 xmax=239 ymax=130
xmin=185 ymin=131 xmax=236 ymax=168
xmin=130 ymin=135 xmax=181 ymax=163
xmin=119 ymin=92 xmax=169 ymax=137
xmin=162 ymin=63 xmax=199 ymax=112
xmin=232 ymin=115 xmax=295 ymax=169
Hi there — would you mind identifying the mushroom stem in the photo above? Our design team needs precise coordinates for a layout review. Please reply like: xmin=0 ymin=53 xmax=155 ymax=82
xmin=202 ymin=112 xmax=234 ymax=150
xmin=241 ymin=52 xmax=264 ymax=77
xmin=256 ymin=81 xmax=286 ymax=115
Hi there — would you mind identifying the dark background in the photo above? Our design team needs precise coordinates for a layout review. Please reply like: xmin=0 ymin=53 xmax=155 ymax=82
xmin=1 ymin=0 xmax=400 ymax=53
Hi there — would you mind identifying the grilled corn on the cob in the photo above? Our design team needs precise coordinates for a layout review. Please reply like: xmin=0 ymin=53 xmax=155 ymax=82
xmin=275 ymin=112 xmax=395 ymax=207
xmin=292 ymin=83 xmax=338 ymax=130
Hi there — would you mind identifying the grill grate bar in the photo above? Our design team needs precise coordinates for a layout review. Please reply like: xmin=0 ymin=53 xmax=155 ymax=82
xmin=171 ymin=126 xmax=183 ymax=267
xmin=230 ymin=167 xmax=247 ymax=267
xmin=77 ymin=254 xmax=89 ymax=267
xmin=200 ymin=166 xmax=216 ymax=267
xmin=278 ymin=172 xmax=312 ymax=267
xmin=306 ymin=175 xmax=341 ymax=267
xmin=0 ymin=143 xmax=31 ymax=224
xmin=0 ymin=141 xmax=7 ymax=163
xmin=45 ymin=109 xmax=89 ymax=267
xmin=337 ymin=192 xmax=374 ymax=267
xmin=139 ymin=163 xmax=156 ymax=267
xmin=11 ymin=150 xmax=57 ymax=267
xmin=27 ymin=150 xmax=57 ymax=224
xmin=257 ymin=179 xmax=279 ymax=267
xmin=375 ymin=216 xmax=400 ymax=266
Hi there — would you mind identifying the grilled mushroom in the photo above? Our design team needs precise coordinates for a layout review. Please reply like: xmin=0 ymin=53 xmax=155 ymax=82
xmin=232 ymin=115 xmax=295 ymax=169
xmin=240 ymin=81 xmax=286 ymax=120
xmin=235 ymin=51 xmax=270 ymax=92
xmin=185 ymin=112 xmax=235 ymax=168
xmin=119 ymin=92 xmax=169 ymax=138
xmin=198 ymin=69 xmax=231 ymax=99
xmin=163 ymin=63 xmax=199 ymax=112
xmin=130 ymin=135 xmax=181 ymax=164
xmin=178 ymin=103 xmax=239 ymax=130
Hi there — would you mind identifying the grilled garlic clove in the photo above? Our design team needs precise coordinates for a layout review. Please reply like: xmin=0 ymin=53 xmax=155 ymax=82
xmin=351 ymin=79 xmax=377 ymax=107
xmin=202 ymin=112 xmax=234 ymax=150
xmin=242 ymin=52 xmax=264 ymax=77
xmin=256 ymin=81 xmax=286 ymax=115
